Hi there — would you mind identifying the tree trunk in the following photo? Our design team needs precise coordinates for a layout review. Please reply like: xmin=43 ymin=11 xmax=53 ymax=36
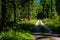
xmin=1 ymin=0 xmax=6 ymax=31
xmin=13 ymin=0 xmax=16 ymax=23
xmin=14 ymin=4 xmax=16 ymax=23
xmin=46 ymin=4 xmax=49 ymax=18
xmin=42 ymin=0 xmax=45 ymax=13
xmin=51 ymin=0 xmax=52 ymax=14
xmin=27 ymin=1 xmax=31 ymax=20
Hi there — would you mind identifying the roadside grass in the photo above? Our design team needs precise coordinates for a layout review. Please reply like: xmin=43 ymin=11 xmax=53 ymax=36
xmin=0 ymin=30 xmax=33 ymax=40
xmin=43 ymin=18 xmax=60 ymax=34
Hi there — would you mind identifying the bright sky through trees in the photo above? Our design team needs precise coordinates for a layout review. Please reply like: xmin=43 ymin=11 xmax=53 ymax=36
xmin=37 ymin=0 xmax=41 ymax=3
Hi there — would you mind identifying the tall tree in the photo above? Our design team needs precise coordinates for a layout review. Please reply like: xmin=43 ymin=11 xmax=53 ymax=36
xmin=56 ymin=0 xmax=60 ymax=15
xmin=12 ymin=0 xmax=16 ymax=23
xmin=1 ymin=0 xmax=6 ymax=31
xmin=27 ymin=0 xmax=31 ymax=20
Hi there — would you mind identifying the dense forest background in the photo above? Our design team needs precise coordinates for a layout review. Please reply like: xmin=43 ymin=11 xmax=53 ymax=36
xmin=0 ymin=0 xmax=60 ymax=40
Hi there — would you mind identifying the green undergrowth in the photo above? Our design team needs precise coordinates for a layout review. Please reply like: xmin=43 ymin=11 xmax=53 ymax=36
xmin=43 ymin=18 xmax=60 ymax=34
xmin=7 ymin=19 xmax=37 ymax=32
xmin=17 ymin=19 xmax=37 ymax=24
xmin=1 ymin=19 xmax=38 ymax=40
xmin=0 ymin=30 xmax=33 ymax=40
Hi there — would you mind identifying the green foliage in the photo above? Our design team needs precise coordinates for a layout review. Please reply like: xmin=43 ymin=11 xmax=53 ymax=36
xmin=40 ymin=0 xmax=58 ymax=18
xmin=0 ymin=30 xmax=33 ymax=40
xmin=43 ymin=18 xmax=60 ymax=33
